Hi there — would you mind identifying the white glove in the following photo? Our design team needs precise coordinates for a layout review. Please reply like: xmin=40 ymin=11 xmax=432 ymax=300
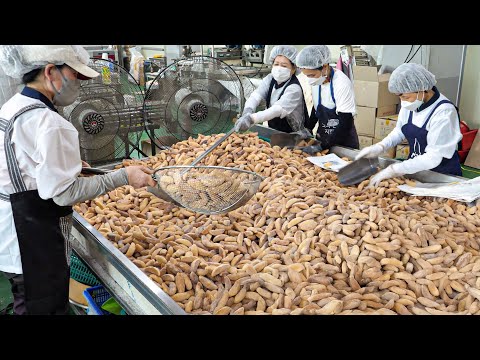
xmin=234 ymin=114 xmax=255 ymax=132
xmin=369 ymin=164 xmax=403 ymax=187
xmin=355 ymin=143 xmax=385 ymax=161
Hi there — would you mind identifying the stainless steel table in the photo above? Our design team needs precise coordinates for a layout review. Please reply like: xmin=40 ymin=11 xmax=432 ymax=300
xmin=71 ymin=125 xmax=466 ymax=314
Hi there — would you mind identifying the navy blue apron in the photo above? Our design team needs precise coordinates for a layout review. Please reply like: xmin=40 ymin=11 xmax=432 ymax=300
xmin=0 ymin=104 xmax=72 ymax=315
xmin=266 ymin=74 xmax=309 ymax=133
xmin=310 ymin=67 xmax=359 ymax=149
xmin=402 ymin=99 xmax=462 ymax=176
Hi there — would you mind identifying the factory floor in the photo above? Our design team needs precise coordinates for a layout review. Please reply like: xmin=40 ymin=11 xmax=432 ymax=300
xmin=1 ymin=164 xmax=480 ymax=315
xmin=0 ymin=272 xmax=79 ymax=315
xmin=0 ymin=273 xmax=13 ymax=314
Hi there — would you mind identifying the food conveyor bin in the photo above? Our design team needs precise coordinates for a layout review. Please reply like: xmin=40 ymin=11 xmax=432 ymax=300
xmin=70 ymin=125 xmax=467 ymax=315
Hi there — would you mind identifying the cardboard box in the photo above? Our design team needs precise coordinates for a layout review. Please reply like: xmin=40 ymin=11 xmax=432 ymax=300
xmin=355 ymin=105 xmax=397 ymax=137
xmin=358 ymin=135 xmax=374 ymax=150
xmin=464 ymin=132 xmax=480 ymax=168
xmin=353 ymin=66 xmax=400 ymax=108
xmin=373 ymin=138 xmax=396 ymax=158
xmin=396 ymin=144 xmax=410 ymax=160
xmin=375 ymin=114 xmax=398 ymax=140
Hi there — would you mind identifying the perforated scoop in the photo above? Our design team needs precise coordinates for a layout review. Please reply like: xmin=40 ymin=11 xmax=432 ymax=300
xmin=151 ymin=165 xmax=264 ymax=214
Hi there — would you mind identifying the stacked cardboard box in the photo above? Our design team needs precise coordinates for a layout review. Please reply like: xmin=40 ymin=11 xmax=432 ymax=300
xmin=396 ymin=144 xmax=410 ymax=160
xmin=373 ymin=114 xmax=399 ymax=159
xmin=353 ymin=65 xmax=400 ymax=158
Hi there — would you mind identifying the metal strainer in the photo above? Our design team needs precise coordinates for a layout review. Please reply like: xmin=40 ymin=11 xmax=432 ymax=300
xmin=150 ymin=166 xmax=264 ymax=214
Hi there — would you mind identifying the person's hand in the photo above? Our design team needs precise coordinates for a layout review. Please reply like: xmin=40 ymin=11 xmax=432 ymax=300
xmin=355 ymin=143 xmax=385 ymax=161
xmin=368 ymin=165 xmax=401 ymax=188
xmin=234 ymin=114 xmax=255 ymax=132
xmin=81 ymin=160 xmax=91 ymax=168
xmin=125 ymin=166 xmax=156 ymax=188
xmin=291 ymin=128 xmax=313 ymax=140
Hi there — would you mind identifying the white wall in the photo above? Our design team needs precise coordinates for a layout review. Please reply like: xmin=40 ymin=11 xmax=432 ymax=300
xmin=378 ymin=45 xmax=429 ymax=68
xmin=428 ymin=45 xmax=465 ymax=105
xmin=460 ymin=45 xmax=480 ymax=128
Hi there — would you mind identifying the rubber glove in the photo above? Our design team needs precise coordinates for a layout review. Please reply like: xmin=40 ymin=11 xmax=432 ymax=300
xmin=234 ymin=114 xmax=255 ymax=132
xmin=242 ymin=107 xmax=254 ymax=116
xmin=291 ymin=128 xmax=313 ymax=140
xmin=355 ymin=143 xmax=385 ymax=161
xmin=369 ymin=164 xmax=403 ymax=187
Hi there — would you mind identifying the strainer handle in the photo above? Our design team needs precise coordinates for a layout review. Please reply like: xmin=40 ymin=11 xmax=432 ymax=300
xmin=188 ymin=127 xmax=236 ymax=167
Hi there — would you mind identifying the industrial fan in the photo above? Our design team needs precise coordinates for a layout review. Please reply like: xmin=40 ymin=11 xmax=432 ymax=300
xmin=58 ymin=58 xmax=145 ymax=166
xmin=143 ymin=56 xmax=244 ymax=150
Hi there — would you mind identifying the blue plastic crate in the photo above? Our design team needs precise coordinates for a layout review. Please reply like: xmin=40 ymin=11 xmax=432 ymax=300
xmin=83 ymin=285 xmax=112 ymax=315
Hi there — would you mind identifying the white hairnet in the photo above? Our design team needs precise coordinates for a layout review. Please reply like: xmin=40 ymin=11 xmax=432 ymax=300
xmin=296 ymin=45 xmax=331 ymax=69
xmin=0 ymin=65 xmax=22 ymax=108
xmin=388 ymin=63 xmax=437 ymax=94
xmin=269 ymin=45 xmax=298 ymax=65
xmin=0 ymin=45 xmax=99 ymax=79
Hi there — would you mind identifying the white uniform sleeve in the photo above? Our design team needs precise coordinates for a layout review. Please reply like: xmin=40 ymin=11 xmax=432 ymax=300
xmin=243 ymin=76 xmax=271 ymax=115
xmin=251 ymin=84 xmax=302 ymax=124
xmin=333 ymin=74 xmax=356 ymax=114
xmin=53 ymin=169 xmax=128 ymax=206
xmin=424 ymin=107 xmax=462 ymax=159
xmin=393 ymin=108 xmax=462 ymax=175
xmin=393 ymin=149 xmax=444 ymax=175
xmin=35 ymin=127 xmax=82 ymax=200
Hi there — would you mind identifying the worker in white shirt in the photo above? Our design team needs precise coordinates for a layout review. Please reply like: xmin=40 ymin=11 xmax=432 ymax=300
xmin=0 ymin=45 xmax=156 ymax=315
xmin=234 ymin=45 xmax=311 ymax=138
xmin=295 ymin=45 xmax=359 ymax=149
xmin=356 ymin=63 xmax=463 ymax=187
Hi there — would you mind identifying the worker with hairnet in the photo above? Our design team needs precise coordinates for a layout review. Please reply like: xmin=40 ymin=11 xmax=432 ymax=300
xmin=356 ymin=63 xmax=462 ymax=187
xmin=234 ymin=45 xmax=310 ymax=138
xmin=0 ymin=45 xmax=156 ymax=315
xmin=296 ymin=45 xmax=359 ymax=149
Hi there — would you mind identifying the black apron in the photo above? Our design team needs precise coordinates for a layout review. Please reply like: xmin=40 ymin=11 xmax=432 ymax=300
xmin=402 ymin=99 xmax=462 ymax=176
xmin=266 ymin=74 xmax=309 ymax=133
xmin=0 ymin=104 xmax=73 ymax=315
xmin=310 ymin=68 xmax=359 ymax=149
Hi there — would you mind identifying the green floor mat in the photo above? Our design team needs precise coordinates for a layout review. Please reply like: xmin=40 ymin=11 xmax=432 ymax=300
xmin=0 ymin=273 xmax=13 ymax=314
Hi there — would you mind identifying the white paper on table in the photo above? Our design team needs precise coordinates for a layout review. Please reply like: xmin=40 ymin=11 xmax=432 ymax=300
xmin=397 ymin=176 xmax=480 ymax=203
xmin=306 ymin=153 xmax=349 ymax=173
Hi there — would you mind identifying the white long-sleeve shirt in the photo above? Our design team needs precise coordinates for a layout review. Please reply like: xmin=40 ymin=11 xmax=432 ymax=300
xmin=0 ymin=93 xmax=81 ymax=274
xmin=311 ymin=69 xmax=356 ymax=114
xmin=293 ymin=68 xmax=357 ymax=115
xmin=243 ymin=73 xmax=305 ymax=131
xmin=380 ymin=92 xmax=462 ymax=175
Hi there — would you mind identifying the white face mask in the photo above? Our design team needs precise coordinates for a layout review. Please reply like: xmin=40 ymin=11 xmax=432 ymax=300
xmin=401 ymin=92 xmax=425 ymax=111
xmin=51 ymin=67 xmax=81 ymax=106
xmin=308 ymin=76 xmax=326 ymax=86
xmin=307 ymin=67 xmax=327 ymax=86
xmin=271 ymin=66 xmax=292 ymax=84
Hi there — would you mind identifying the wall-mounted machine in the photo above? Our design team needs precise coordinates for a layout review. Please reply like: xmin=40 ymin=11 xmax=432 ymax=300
xmin=165 ymin=45 xmax=202 ymax=65
xmin=213 ymin=46 xmax=243 ymax=60
xmin=244 ymin=45 xmax=265 ymax=64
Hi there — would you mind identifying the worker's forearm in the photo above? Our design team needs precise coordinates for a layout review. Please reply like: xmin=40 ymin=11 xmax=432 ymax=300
xmin=53 ymin=169 xmax=128 ymax=207
xmin=251 ymin=104 xmax=283 ymax=124
xmin=394 ymin=152 xmax=443 ymax=175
